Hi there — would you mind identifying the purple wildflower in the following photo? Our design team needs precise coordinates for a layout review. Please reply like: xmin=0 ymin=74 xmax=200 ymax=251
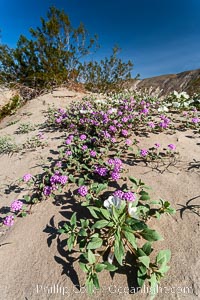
xmin=80 ymin=134 xmax=87 ymax=140
xmin=95 ymin=166 xmax=108 ymax=176
xmin=191 ymin=117 xmax=199 ymax=124
xmin=66 ymin=150 xmax=72 ymax=156
xmin=148 ymin=122 xmax=155 ymax=128
xmin=78 ymin=185 xmax=88 ymax=197
xmin=113 ymin=190 xmax=124 ymax=199
xmin=3 ymin=215 xmax=14 ymax=227
xmin=59 ymin=175 xmax=68 ymax=185
xmin=82 ymin=145 xmax=88 ymax=151
xmin=121 ymin=129 xmax=128 ymax=137
xmin=126 ymin=139 xmax=132 ymax=146
xmin=23 ymin=173 xmax=32 ymax=182
xmin=65 ymin=139 xmax=72 ymax=145
xmin=140 ymin=149 xmax=148 ymax=157
xmin=43 ymin=186 xmax=52 ymax=196
xmin=111 ymin=172 xmax=120 ymax=180
xmin=10 ymin=200 xmax=23 ymax=212
xmin=90 ymin=150 xmax=97 ymax=157
xmin=154 ymin=143 xmax=160 ymax=149
xmin=123 ymin=191 xmax=136 ymax=202
xmin=168 ymin=144 xmax=176 ymax=151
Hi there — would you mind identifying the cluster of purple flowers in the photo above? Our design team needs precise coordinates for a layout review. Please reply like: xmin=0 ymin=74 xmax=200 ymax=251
xmin=10 ymin=200 xmax=23 ymax=212
xmin=159 ymin=115 xmax=171 ymax=129
xmin=78 ymin=185 xmax=88 ymax=197
xmin=107 ymin=158 xmax=123 ymax=181
xmin=140 ymin=149 xmax=148 ymax=157
xmin=23 ymin=173 xmax=32 ymax=182
xmin=3 ymin=215 xmax=14 ymax=227
xmin=43 ymin=172 xmax=68 ymax=196
xmin=113 ymin=190 xmax=136 ymax=202
xmin=94 ymin=166 xmax=108 ymax=177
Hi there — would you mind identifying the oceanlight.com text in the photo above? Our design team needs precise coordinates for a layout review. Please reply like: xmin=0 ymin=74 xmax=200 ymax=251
xmin=36 ymin=284 xmax=194 ymax=296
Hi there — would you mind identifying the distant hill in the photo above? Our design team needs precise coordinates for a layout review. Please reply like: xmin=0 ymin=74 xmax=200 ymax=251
xmin=126 ymin=68 xmax=200 ymax=96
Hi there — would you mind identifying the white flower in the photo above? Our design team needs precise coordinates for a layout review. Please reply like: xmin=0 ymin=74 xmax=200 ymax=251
xmin=103 ymin=196 xmax=122 ymax=211
xmin=172 ymin=102 xmax=181 ymax=108
xmin=128 ymin=203 xmax=139 ymax=219
xmin=158 ymin=106 xmax=169 ymax=112
xmin=180 ymin=92 xmax=189 ymax=99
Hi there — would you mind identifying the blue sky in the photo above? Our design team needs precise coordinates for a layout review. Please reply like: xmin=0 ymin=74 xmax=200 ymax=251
xmin=0 ymin=0 xmax=200 ymax=78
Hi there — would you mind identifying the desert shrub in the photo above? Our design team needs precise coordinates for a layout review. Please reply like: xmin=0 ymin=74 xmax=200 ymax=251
xmin=0 ymin=94 xmax=23 ymax=120
xmin=0 ymin=6 xmax=98 ymax=89
xmin=80 ymin=47 xmax=133 ymax=93
xmin=0 ymin=7 xmax=133 ymax=94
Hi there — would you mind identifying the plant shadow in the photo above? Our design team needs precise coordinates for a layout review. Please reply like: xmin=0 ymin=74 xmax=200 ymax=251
xmin=177 ymin=195 xmax=200 ymax=219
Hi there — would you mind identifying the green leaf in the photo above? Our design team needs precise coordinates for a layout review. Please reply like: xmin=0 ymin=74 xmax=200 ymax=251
xmin=114 ymin=234 xmax=124 ymax=265
xmin=149 ymin=273 xmax=158 ymax=300
xmin=129 ymin=176 xmax=138 ymax=186
xmin=23 ymin=195 xmax=31 ymax=202
xmin=67 ymin=233 xmax=75 ymax=251
xmin=156 ymin=249 xmax=171 ymax=264
xmin=139 ymin=191 xmax=150 ymax=201
xmin=123 ymin=231 xmax=137 ymax=249
xmin=92 ymin=220 xmax=109 ymax=229
xmin=86 ymin=278 xmax=94 ymax=294
xmin=142 ymin=242 xmax=152 ymax=255
xmin=79 ymin=262 xmax=88 ymax=272
xmin=68 ymin=174 xmax=75 ymax=183
xmin=96 ymin=183 xmax=108 ymax=195
xmin=100 ymin=208 xmax=110 ymax=220
xmin=78 ymin=228 xmax=87 ymax=237
xmin=139 ymin=256 xmax=150 ymax=268
xmin=137 ymin=276 xmax=145 ymax=288
xmin=95 ymin=263 xmax=107 ymax=272
xmin=78 ymin=177 xmax=85 ymax=186
xmin=88 ymin=250 xmax=96 ymax=264
xmin=158 ymin=265 xmax=170 ymax=274
xmin=104 ymin=262 xmax=118 ymax=272
xmin=93 ymin=274 xmax=100 ymax=289
xmin=70 ymin=212 xmax=77 ymax=226
xmin=138 ymin=265 xmax=147 ymax=277
xmin=87 ymin=206 xmax=99 ymax=219
xmin=87 ymin=237 xmax=103 ymax=249
xmin=141 ymin=228 xmax=163 ymax=242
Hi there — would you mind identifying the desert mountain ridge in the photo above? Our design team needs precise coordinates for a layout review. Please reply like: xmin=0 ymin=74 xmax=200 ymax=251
xmin=126 ymin=68 xmax=200 ymax=96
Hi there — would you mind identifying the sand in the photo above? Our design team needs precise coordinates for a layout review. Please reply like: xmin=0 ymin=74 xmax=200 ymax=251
xmin=0 ymin=88 xmax=199 ymax=300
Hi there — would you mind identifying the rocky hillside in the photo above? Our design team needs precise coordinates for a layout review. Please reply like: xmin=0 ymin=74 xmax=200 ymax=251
xmin=127 ymin=68 xmax=200 ymax=96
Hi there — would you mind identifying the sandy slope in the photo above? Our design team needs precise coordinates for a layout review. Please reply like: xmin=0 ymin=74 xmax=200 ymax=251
xmin=0 ymin=88 xmax=199 ymax=300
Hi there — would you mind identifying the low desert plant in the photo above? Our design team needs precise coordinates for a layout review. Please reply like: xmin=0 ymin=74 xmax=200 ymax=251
xmin=0 ymin=135 xmax=20 ymax=154
xmin=16 ymin=122 xmax=36 ymax=134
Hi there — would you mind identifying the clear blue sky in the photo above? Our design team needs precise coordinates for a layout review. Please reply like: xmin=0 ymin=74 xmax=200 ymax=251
xmin=0 ymin=0 xmax=200 ymax=78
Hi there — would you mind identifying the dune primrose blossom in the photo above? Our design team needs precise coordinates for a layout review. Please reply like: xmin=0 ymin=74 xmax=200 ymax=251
xmin=3 ymin=215 xmax=14 ymax=227
xmin=23 ymin=173 xmax=32 ymax=182
xmin=10 ymin=200 xmax=23 ymax=212
xmin=104 ymin=195 xmax=122 ymax=211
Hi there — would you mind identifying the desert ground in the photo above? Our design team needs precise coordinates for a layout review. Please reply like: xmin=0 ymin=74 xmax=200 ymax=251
xmin=0 ymin=88 xmax=199 ymax=300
